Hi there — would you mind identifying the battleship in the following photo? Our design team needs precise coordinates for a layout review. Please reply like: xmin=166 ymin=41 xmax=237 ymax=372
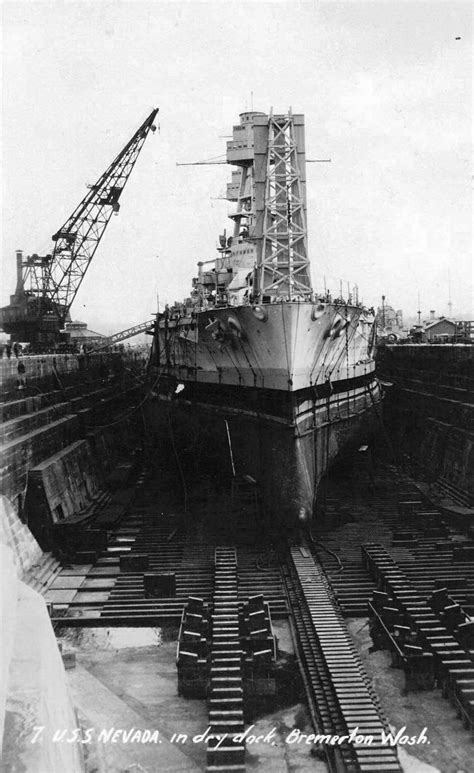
xmin=2 ymin=108 xmax=473 ymax=773
xmin=147 ymin=110 xmax=382 ymax=528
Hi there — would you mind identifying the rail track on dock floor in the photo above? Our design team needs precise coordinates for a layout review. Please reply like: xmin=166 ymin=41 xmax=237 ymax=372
xmin=282 ymin=545 xmax=402 ymax=773
xmin=46 ymin=462 xmax=474 ymax=770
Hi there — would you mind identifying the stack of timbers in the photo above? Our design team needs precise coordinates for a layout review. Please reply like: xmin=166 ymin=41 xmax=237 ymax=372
xmin=176 ymin=548 xmax=277 ymax=770
xmin=395 ymin=497 xmax=450 ymax=541
xmin=177 ymin=592 xmax=277 ymax=712
xmin=176 ymin=596 xmax=209 ymax=698
xmin=368 ymin=590 xmax=435 ymax=691
xmin=241 ymin=592 xmax=277 ymax=715
xmin=364 ymin=543 xmax=474 ymax=734
xmin=396 ymin=495 xmax=474 ymax=545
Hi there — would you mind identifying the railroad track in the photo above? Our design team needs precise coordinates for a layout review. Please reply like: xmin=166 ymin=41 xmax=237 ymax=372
xmin=283 ymin=544 xmax=402 ymax=773
xmin=46 ymin=462 xmax=474 ymax=769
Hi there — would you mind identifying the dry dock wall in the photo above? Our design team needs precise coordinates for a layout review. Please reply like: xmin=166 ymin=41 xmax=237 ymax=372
xmin=24 ymin=439 xmax=103 ymax=546
xmin=420 ymin=419 xmax=473 ymax=496
xmin=0 ymin=541 xmax=84 ymax=773
xmin=377 ymin=344 xmax=473 ymax=502
xmin=0 ymin=351 xmax=146 ymax=572
xmin=0 ymin=496 xmax=43 ymax=576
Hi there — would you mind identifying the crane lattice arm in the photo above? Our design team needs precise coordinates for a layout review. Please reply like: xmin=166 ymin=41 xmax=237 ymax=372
xmin=24 ymin=108 xmax=158 ymax=321
xmin=89 ymin=319 xmax=155 ymax=351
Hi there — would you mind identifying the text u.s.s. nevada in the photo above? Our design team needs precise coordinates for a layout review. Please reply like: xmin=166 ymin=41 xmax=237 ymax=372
xmin=31 ymin=724 xmax=430 ymax=747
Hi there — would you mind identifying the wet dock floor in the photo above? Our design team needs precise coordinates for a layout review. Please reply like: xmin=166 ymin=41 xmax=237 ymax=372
xmin=53 ymin=461 xmax=473 ymax=772
xmin=63 ymin=621 xmax=329 ymax=773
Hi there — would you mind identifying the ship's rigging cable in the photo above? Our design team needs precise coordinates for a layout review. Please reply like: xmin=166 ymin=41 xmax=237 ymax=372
xmin=224 ymin=419 xmax=236 ymax=477
xmin=309 ymin=325 xmax=334 ymax=386
xmin=344 ymin=318 xmax=350 ymax=382
xmin=25 ymin=384 xmax=68 ymax=421
xmin=344 ymin=319 xmax=355 ymax=415
xmin=235 ymin=327 xmax=266 ymax=385
xmin=193 ymin=322 xmax=224 ymax=376
xmin=206 ymin=339 xmax=223 ymax=375
xmin=366 ymin=379 xmax=402 ymax=480
xmin=167 ymin=410 xmax=189 ymax=514
xmin=193 ymin=324 xmax=198 ymax=376
xmin=306 ymin=394 xmax=345 ymax=574
xmin=280 ymin=303 xmax=291 ymax=383
xmin=310 ymin=303 xmax=356 ymax=385
xmin=235 ymin=335 xmax=258 ymax=385
xmin=225 ymin=341 xmax=246 ymax=384
xmin=324 ymin=311 xmax=360 ymax=383
xmin=87 ymin=393 xmax=148 ymax=429
xmin=323 ymin=319 xmax=351 ymax=381
xmin=308 ymin=530 xmax=344 ymax=574
xmin=52 ymin=361 xmax=66 ymax=394
xmin=290 ymin=301 xmax=301 ymax=383
xmin=320 ymin=391 xmax=332 ymax=511
xmin=321 ymin=336 xmax=345 ymax=385
xmin=86 ymin=371 xmax=161 ymax=430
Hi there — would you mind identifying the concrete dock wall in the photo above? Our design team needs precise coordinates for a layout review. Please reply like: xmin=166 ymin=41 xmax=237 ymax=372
xmin=1 ymin=414 xmax=81 ymax=499
xmin=377 ymin=344 xmax=474 ymax=502
xmin=30 ymin=439 xmax=102 ymax=517
xmin=0 ymin=351 xmax=147 ymax=571
xmin=0 ymin=353 xmax=80 ymax=395
xmin=0 ymin=496 xmax=43 ymax=576
xmin=0 ymin=350 xmax=139 ymax=398
xmin=23 ymin=438 xmax=104 ymax=548
xmin=420 ymin=419 xmax=474 ymax=495
xmin=0 ymin=541 xmax=83 ymax=773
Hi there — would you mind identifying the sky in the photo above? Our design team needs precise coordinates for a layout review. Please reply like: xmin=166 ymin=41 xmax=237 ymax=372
xmin=1 ymin=0 xmax=472 ymax=336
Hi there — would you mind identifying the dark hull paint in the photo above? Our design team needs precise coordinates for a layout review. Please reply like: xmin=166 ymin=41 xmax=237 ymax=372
xmin=144 ymin=376 xmax=382 ymax=529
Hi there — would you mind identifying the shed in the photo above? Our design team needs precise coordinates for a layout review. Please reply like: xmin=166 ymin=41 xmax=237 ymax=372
xmin=422 ymin=317 xmax=457 ymax=342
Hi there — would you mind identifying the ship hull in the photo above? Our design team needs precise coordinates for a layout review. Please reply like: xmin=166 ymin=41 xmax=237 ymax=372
xmin=144 ymin=375 xmax=381 ymax=530
xmin=154 ymin=301 xmax=375 ymax=391
xmin=147 ymin=300 xmax=380 ymax=528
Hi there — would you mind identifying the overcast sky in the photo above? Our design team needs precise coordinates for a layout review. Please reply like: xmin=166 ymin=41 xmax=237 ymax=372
xmin=1 ymin=0 xmax=472 ymax=335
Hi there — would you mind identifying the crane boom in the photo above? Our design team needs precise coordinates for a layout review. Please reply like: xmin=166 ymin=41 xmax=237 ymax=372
xmin=0 ymin=108 xmax=159 ymax=349
xmin=40 ymin=108 xmax=158 ymax=319
xmin=89 ymin=319 xmax=154 ymax=352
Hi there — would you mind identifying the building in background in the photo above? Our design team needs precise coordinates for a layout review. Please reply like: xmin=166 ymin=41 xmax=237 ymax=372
xmin=407 ymin=310 xmax=472 ymax=343
xmin=422 ymin=316 xmax=458 ymax=343
xmin=64 ymin=320 xmax=105 ymax=349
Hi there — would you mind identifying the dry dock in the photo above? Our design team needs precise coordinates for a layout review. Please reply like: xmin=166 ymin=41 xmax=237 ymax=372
xmin=1 ymin=348 xmax=473 ymax=773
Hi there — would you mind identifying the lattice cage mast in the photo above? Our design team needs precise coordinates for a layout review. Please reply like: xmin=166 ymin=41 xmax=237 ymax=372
xmin=255 ymin=110 xmax=312 ymax=301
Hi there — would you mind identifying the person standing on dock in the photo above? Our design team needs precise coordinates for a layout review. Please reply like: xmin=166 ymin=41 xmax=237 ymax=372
xmin=17 ymin=359 xmax=26 ymax=389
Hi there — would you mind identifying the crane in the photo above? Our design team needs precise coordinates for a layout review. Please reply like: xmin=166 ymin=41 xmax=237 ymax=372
xmin=88 ymin=319 xmax=155 ymax=352
xmin=0 ymin=108 xmax=158 ymax=347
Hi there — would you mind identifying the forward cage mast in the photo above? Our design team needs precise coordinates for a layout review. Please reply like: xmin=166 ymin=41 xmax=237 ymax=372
xmin=254 ymin=111 xmax=312 ymax=301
